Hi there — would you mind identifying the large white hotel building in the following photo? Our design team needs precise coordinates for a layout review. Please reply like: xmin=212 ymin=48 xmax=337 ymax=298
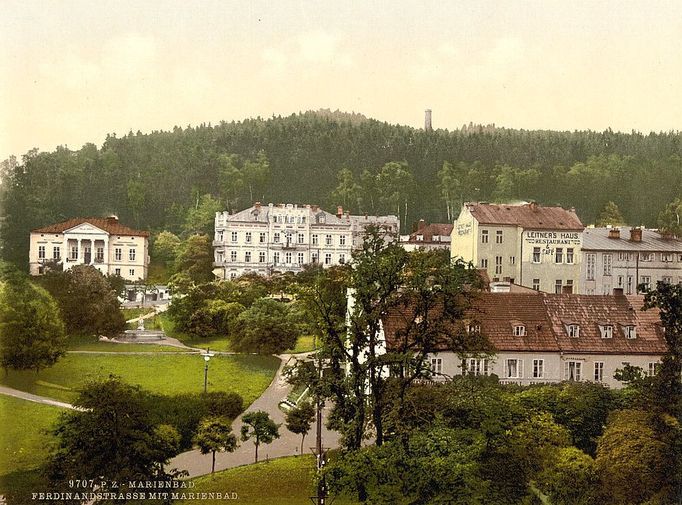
xmin=213 ymin=203 xmax=399 ymax=279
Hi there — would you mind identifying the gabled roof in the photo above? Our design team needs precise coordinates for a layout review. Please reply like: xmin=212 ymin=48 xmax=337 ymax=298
xmin=406 ymin=222 xmax=453 ymax=243
xmin=464 ymin=202 xmax=584 ymax=230
xmin=382 ymin=292 xmax=666 ymax=355
xmin=32 ymin=218 xmax=149 ymax=237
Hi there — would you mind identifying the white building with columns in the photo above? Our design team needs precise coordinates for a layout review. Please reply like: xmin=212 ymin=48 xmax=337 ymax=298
xmin=29 ymin=216 xmax=150 ymax=281
xmin=213 ymin=203 xmax=399 ymax=279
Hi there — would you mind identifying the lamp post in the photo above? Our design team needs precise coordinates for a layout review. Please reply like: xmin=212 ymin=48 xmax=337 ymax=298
xmin=203 ymin=348 xmax=215 ymax=393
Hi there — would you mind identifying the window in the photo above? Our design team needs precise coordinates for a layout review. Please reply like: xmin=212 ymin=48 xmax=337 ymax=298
xmin=480 ymin=258 xmax=488 ymax=268
xmin=510 ymin=256 xmax=515 ymax=265
xmin=532 ymin=278 xmax=540 ymax=291
xmin=115 ymin=248 xmax=122 ymax=261
xmin=298 ymin=233 xmax=304 ymax=244
xmin=532 ymin=247 xmax=541 ymax=263
xmin=245 ymin=232 xmax=252 ymax=243
xmin=230 ymin=272 xmax=237 ymax=280
xmin=53 ymin=246 xmax=61 ymax=260
xmin=555 ymin=279 xmax=563 ymax=294
xmin=129 ymin=269 xmax=135 ymax=277
xmin=298 ymin=252 xmax=304 ymax=264
xmin=274 ymin=233 xmax=280 ymax=243
xmin=594 ymin=362 xmax=604 ymax=382
xmin=532 ymin=359 xmax=544 ymax=379
xmin=38 ymin=245 xmax=45 ymax=259
xmin=245 ymin=251 xmax=251 ymax=263
xmin=259 ymin=232 xmax=266 ymax=243
xmin=311 ymin=252 xmax=318 ymax=263
xmin=285 ymin=252 xmax=292 ymax=264
xmin=566 ymin=248 xmax=574 ymax=264
xmin=129 ymin=249 xmax=136 ymax=261
xmin=603 ymin=254 xmax=612 ymax=276
xmin=640 ymin=276 xmax=651 ymax=291
xmin=464 ymin=358 xmax=490 ymax=376
xmin=481 ymin=230 xmax=489 ymax=243
xmin=623 ymin=325 xmax=637 ymax=339
xmin=259 ymin=252 xmax=266 ymax=263
xmin=273 ymin=252 xmax=280 ymax=264
xmin=230 ymin=251 xmax=237 ymax=262
xmin=467 ymin=323 xmax=481 ymax=334
xmin=325 ymin=235 xmax=332 ymax=246
xmin=599 ymin=325 xmax=613 ymax=339
xmin=647 ymin=362 xmax=659 ymax=377
xmin=495 ymin=230 xmax=503 ymax=244
xmin=640 ymin=253 xmax=654 ymax=262
xmin=495 ymin=256 xmax=502 ymax=275
xmin=324 ymin=253 xmax=332 ymax=265
xmin=430 ymin=358 xmax=443 ymax=375
xmin=626 ymin=275 xmax=634 ymax=295
xmin=566 ymin=324 xmax=580 ymax=338
xmin=340 ymin=235 xmax=347 ymax=246
xmin=115 ymin=268 xmax=121 ymax=276
xmin=312 ymin=234 xmax=319 ymax=245
xmin=231 ymin=231 xmax=238 ymax=242
xmin=505 ymin=359 xmax=523 ymax=378
xmin=618 ymin=251 xmax=628 ymax=261
xmin=565 ymin=279 xmax=574 ymax=293
xmin=661 ymin=252 xmax=673 ymax=262
xmin=555 ymin=247 xmax=563 ymax=263
xmin=617 ymin=275 xmax=624 ymax=288
xmin=339 ymin=254 xmax=345 ymax=264
xmin=217 ymin=231 xmax=224 ymax=242
xmin=663 ymin=276 xmax=673 ymax=284
xmin=70 ymin=245 xmax=78 ymax=260
xmin=565 ymin=361 xmax=582 ymax=381
xmin=513 ymin=325 xmax=526 ymax=336
xmin=586 ymin=253 xmax=596 ymax=280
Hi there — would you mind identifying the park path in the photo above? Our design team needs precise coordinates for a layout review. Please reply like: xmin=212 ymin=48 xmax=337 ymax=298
xmin=0 ymin=384 xmax=76 ymax=410
xmin=169 ymin=354 xmax=341 ymax=478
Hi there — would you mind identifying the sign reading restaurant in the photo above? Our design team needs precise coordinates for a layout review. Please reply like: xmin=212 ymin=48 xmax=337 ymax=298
xmin=524 ymin=231 xmax=581 ymax=245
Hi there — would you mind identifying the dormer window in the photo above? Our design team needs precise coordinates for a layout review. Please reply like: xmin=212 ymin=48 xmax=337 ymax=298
xmin=468 ymin=322 xmax=481 ymax=334
xmin=566 ymin=324 xmax=580 ymax=338
xmin=623 ymin=325 xmax=637 ymax=339
xmin=513 ymin=325 xmax=526 ymax=336
xmin=599 ymin=325 xmax=613 ymax=339
xmin=416 ymin=234 xmax=424 ymax=241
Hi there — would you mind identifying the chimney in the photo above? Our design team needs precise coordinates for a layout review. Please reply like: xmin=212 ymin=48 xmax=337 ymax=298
xmin=608 ymin=228 xmax=620 ymax=239
xmin=106 ymin=215 xmax=118 ymax=224
xmin=529 ymin=201 xmax=538 ymax=211
xmin=337 ymin=206 xmax=343 ymax=218
xmin=255 ymin=201 xmax=261 ymax=210
xmin=630 ymin=227 xmax=642 ymax=242
xmin=417 ymin=219 xmax=426 ymax=231
xmin=561 ymin=285 xmax=574 ymax=294
xmin=613 ymin=287 xmax=625 ymax=296
xmin=424 ymin=109 xmax=432 ymax=131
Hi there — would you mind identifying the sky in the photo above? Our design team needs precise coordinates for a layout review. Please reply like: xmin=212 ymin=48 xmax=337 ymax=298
xmin=2 ymin=0 xmax=682 ymax=158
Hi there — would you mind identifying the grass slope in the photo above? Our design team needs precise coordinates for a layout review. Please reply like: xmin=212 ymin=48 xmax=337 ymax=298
xmin=0 ymin=354 xmax=280 ymax=406
xmin=178 ymin=456 xmax=358 ymax=505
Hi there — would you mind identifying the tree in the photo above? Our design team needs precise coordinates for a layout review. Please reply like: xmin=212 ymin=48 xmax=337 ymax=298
xmin=438 ymin=161 xmax=462 ymax=222
xmin=240 ymin=410 xmax=280 ymax=463
xmin=184 ymin=194 xmax=222 ymax=236
xmin=217 ymin=153 xmax=244 ymax=210
xmin=152 ymin=231 xmax=182 ymax=267
xmin=38 ymin=265 xmax=125 ymax=337
xmin=595 ymin=409 xmax=667 ymax=505
xmin=376 ymin=161 xmax=414 ymax=233
xmin=173 ymin=234 xmax=215 ymax=284
xmin=241 ymin=151 xmax=270 ymax=203
xmin=233 ymin=298 xmax=298 ymax=354
xmin=331 ymin=168 xmax=361 ymax=212
xmin=193 ymin=416 xmax=237 ymax=473
xmin=0 ymin=267 xmax=66 ymax=373
xmin=596 ymin=201 xmax=626 ymax=227
xmin=187 ymin=299 xmax=245 ymax=339
xmin=285 ymin=401 xmax=315 ymax=455
xmin=46 ymin=376 xmax=183 ymax=489
xmin=657 ymin=198 xmax=682 ymax=237
xmin=535 ymin=447 xmax=597 ymax=505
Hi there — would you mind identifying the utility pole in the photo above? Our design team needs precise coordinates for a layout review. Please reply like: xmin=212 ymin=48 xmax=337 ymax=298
xmin=310 ymin=339 xmax=328 ymax=505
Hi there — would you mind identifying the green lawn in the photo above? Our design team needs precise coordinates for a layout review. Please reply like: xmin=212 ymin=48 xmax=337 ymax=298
xmin=289 ymin=335 xmax=316 ymax=353
xmin=0 ymin=395 xmax=65 ymax=476
xmin=177 ymin=456 xmax=358 ymax=505
xmin=148 ymin=261 xmax=171 ymax=284
xmin=121 ymin=307 xmax=156 ymax=321
xmin=0 ymin=354 xmax=280 ymax=406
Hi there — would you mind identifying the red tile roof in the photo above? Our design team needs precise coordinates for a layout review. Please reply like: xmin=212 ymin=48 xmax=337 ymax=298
xmin=382 ymin=292 xmax=666 ymax=355
xmin=32 ymin=217 xmax=149 ymax=237
xmin=407 ymin=222 xmax=453 ymax=242
xmin=465 ymin=202 xmax=584 ymax=230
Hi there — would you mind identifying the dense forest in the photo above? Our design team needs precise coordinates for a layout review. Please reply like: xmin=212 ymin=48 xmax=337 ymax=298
xmin=2 ymin=110 xmax=682 ymax=267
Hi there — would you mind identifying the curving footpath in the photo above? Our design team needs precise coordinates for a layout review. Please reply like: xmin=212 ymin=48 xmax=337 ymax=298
xmin=169 ymin=354 xmax=341 ymax=478
xmin=0 ymin=384 xmax=76 ymax=410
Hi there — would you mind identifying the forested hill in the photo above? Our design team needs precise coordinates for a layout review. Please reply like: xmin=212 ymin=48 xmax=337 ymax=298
xmin=2 ymin=111 xmax=682 ymax=266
